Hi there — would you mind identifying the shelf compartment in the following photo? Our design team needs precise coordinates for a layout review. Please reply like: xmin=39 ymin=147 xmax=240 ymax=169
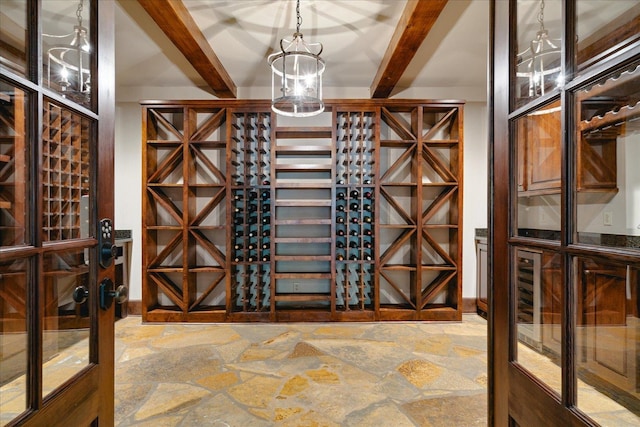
xmin=275 ymin=127 xmax=333 ymax=139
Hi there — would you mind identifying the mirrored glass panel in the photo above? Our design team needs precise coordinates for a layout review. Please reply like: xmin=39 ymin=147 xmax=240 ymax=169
xmin=0 ymin=257 xmax=30 ymax=424
xmin=514 ymin=248 xmax=562 ymax=396
xmin=513 ymin=0 xmax=562 ymax=110
xmin=576 ymin=1 xmax=640 ymax=72
xmin=42 ymin=0 xmax=93 ymax=108
xmin=0 ymin=1 xmax=27 ymax=77
xmin=42 ymin=248 xmax=91 ymax=398
xmin=0 ymin=81 xmax=28 ymax=246
xmin=575 ymin=63 xmax=640 ymax=250
xmin=575 ymin=257 xmax=640 ymax=425
xmin=515 ymin=100 xmax=561 ymax=240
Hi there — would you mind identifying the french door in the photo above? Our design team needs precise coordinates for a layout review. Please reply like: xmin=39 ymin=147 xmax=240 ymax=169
xmin=490 ymin=0 xmax=640 ymax=425
xmin=0 ymin=0 xmax=116 ymax=425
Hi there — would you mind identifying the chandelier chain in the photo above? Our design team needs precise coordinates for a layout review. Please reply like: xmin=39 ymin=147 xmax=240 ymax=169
xmin=296 ymin=0 xmax=302 ymax=35
xmin=76 ymin=0 xmax=84 ymax=26
xmin=537 ymin=0 xmax=545 ymax=31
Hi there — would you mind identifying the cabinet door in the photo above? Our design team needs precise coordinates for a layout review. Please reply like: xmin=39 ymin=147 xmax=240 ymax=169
xmin=526 ymin=101 xmax=561 ymax=193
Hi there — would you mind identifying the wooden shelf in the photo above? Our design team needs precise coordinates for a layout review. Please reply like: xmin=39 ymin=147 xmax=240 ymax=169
xmin=275 ymin=127 xmax=332 ymax=138
xmin=275 ymin=294 xmax=331 ymax=302
xmin=275 ymin=199 xmax=332 ymax=207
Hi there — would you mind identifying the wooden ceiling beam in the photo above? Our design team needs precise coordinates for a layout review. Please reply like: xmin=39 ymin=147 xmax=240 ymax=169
xmin=370 ymin=0 xmax=448 ymax=99
xmin=138 ymin=0 xmax=237 ymax=98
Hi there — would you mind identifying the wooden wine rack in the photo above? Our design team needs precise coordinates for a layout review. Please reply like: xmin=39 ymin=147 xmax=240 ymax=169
xmin=141 ymin=100 xmax=463 ymax=322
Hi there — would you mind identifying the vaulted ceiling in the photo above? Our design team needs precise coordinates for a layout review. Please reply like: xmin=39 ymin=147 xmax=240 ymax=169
xmin=113 ymin=0 xmax=490 ymax=100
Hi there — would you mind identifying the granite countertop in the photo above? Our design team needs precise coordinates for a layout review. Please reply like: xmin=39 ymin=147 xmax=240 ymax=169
xmin=578 ymin=232 xmax=640 ymax=249
xmin=115 ymin=229 xmax=132 ymax=241
xmin=475 ymin=228 xmax=639 ymax=249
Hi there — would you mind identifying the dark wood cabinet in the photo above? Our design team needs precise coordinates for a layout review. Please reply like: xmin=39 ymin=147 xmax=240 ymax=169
xmin=141 ymin=99 xmax=464 ymax=322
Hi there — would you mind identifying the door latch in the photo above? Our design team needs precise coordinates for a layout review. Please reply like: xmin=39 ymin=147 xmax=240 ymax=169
xmin=99 ymin=278 xmax=128 ymax=310
xmin=99 ymin=218 xmax=116 ymax=268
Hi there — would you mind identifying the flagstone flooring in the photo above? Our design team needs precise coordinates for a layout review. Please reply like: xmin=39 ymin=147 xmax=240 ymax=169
xmin=114 ymin=314 xmax=489 ymax=426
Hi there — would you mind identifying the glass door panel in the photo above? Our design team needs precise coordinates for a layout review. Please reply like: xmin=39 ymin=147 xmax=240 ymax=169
xmin=42 ymin=0 xmax=93 ymax=109
xmin=0 ymin=81 xmax=28 ymax=246
xmin=576 ymin=1 xmax=640 ymax=73
xmin=575 ymin=257 xmax=640 ymax=424
xmin=513 ymin=0 xmax=562 ymax=110
xmin=514 ymin=248 xmax=562 ymax=396
xmin=0 ymin=1 xmax=27 ymax=78
xmin=515 ymin=100 xmax=562 ymax=239
xmin=575 ymin=63 xmax=640 ymax=250
xmin=42 ymin=249 xmax=91 ymax=397
xmin=0 ymin=256 xmax=30 ymax=424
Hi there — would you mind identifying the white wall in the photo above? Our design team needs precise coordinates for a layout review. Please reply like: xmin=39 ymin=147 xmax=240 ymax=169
xmin=115 ymin=102 xmax=143 ymax=299
xmin=114 ymin=88 xmax=488 ymax=303
xmin=462 ymin=102 xmax=489 ymax=300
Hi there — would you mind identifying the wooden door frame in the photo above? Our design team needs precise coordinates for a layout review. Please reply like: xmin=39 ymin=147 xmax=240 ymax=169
xmin=2 ymin=1 xmax=115 ymax=425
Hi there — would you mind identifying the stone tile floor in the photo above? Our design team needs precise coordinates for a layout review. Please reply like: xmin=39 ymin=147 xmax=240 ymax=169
xmin=115 ymin=314 xmax=488 ymax=426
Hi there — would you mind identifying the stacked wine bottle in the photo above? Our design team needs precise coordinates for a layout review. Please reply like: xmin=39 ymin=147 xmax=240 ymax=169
xmin=335 ymin=112 xmax=375 ymax=309
xmin=230 ymin=113 xmax=271 ymax=311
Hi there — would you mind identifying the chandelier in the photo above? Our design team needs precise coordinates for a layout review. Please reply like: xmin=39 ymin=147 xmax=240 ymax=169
xmin=45 ymin=0 xmax=91 ymax=103
xmin=268 ymin=0 xmax=325 ymax=117
xmin=516 ymin=0 xmax=561 ymax=98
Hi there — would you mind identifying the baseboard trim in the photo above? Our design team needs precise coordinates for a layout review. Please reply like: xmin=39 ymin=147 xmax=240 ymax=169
xmin=126 ymin=299 xmax=478 ymax=317
xmin=125 ymin=300 xmax=142 ymax=316
xmin=462 ymin=298 xmax=477 ymax=313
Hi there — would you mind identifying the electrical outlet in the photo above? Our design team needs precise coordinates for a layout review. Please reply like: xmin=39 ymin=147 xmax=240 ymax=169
xmin=293 ymin=282 xmax=300 ymax=292
xmin=603 ymin=211 xmax=613 ymax=226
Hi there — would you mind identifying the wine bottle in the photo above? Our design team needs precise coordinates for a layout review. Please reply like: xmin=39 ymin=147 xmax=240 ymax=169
xmin=233 ymin=217 xmax=243 ymax=225
xmin=262 ymin=242 xmax=269 ymax=250
xmin=234 ymin=243 xmax=244 ymax=250
xmin=364 ymin=191 xmax=373 ymax=199
xmin=337 ymin=216 xmax=345 ymax=224
xmin=336 ymin=241 xmax=346 ymax=248
xmin=363 ymin=251 xmax=373 ymax=261
xmin=336 ymin=253 xmax=345 ymax=261
xmin=234 ymin=192 xmax=244 ymax=201
xmin=349 ymin=202 xmax=359 ymax=211
xmin=349 ymin=254 xmax=359 ymax=261
xmin=349 ymin=229 xmax=359 ymax=236
xmin=363 ymin=241 xmax=372 ymax=249
xmin=351 ymin=217 xmax=359 ymax=224
xmin=234 ymin=255 xmax=244 ymax=262
xmin=261 ymin=254 xmax=270 ymax=262
xmin=262 ymin=216 xmax=271 ymax=224
xmin=261 ymin=190 xmax=270 ymax=200
xmin=337 ymin=205 xmax=346 ymax=212
xmin=247 ymin=243 xmax=256 ymax=250
xmin=248 ymin=191 xmax=258 ymax=200
xmin=262 ymin=203 xmax=271 ymax=212
xmin=337 ymin=229 xmax=345 ymax=236
xmin=363 ymin=204 xmax=372 ymax=212
xmin=363 ymin=216 xmax=372 ymax=224
xmin=337 ymin=192 xmax=346 ymax=200
xmin=349 ymin=240 xmax=359 ymax=248
xmin=350 ymin=190 xmax=360 ymax=198
xmin=363 ymin=229 xmax=373 ymax=236
xmin=234 ymin=230 xmax=243 ymax=237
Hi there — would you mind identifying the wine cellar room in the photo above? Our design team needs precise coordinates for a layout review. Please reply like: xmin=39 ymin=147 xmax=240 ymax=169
xmin=112 ymin=0 xmax=490 ymax=323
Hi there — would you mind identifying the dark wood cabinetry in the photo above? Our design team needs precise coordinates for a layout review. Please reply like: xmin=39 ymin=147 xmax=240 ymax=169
xmin=141 ymin=99 xmax=463 ymax=322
